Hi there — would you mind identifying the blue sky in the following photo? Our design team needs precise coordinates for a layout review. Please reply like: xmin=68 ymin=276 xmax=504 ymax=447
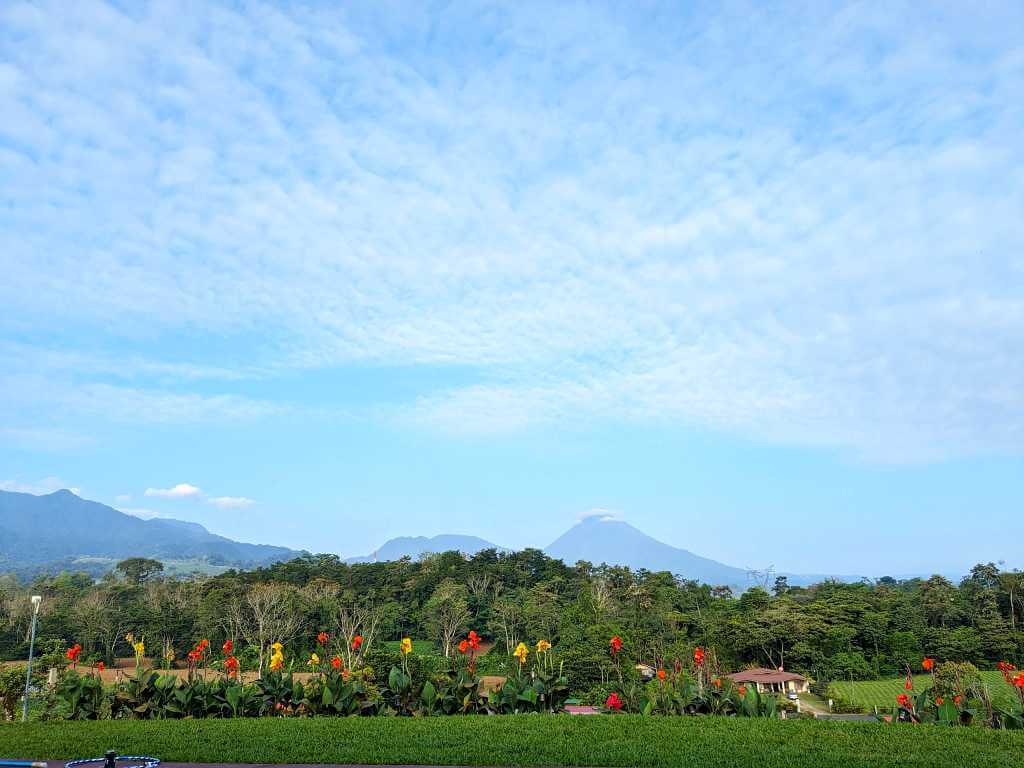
xmin=1 ymin=1 xmax=1022 ymax=575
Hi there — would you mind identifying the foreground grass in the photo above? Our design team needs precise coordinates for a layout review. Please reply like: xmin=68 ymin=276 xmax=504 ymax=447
xmin=831 ymin=671 xmax=1017 ymax=709
xmin=3 ymin=716 xmax=1022 ymax=768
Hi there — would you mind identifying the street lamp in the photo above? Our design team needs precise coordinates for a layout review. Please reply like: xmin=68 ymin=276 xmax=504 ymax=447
xmin=22 ymin=595 xmax=42 ymax=722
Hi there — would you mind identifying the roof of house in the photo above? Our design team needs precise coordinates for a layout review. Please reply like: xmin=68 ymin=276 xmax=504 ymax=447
xmin=724 ymin=667 xmax=806 ymax=684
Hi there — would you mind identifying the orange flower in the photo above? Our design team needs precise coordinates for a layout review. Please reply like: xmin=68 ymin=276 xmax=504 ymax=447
xmin=713 ymin=677 xmax=722 ymax=688
xmin=66 ymin=643 xmax=82 ymax=664
xmin=224 ymin=656 xmax=239 ymax=677
xmin=223 ymin=639 xmax=233 ymax=655
xmin=458 ymin=639 xmax=469 ymax=654
xmin=738 ymin=685 xmax=746 ymax=696
xmin=953 ymin=695 xmax=962 ymax=705
xmin=468 ymin=630 xmax=481 ymax=650
xmin=935 ymin=697 xmax=944 ymax=706
xmin=693 ymin=647 xmax=705 ymax=666
xmin=657 ymin=669 xmax=666 ymax=681
xmin=317 ymin=631 xmax=329 ymax=646
xmin=331 ymin=655 xmax=342 ymax=670
xmin=1013 ymin=672 xmax=1024 ymax=688
xmin=897 ymin=693 xmax=910 ymax=707
xmin=904 ymin=675 xmax=913 ymax=690
xmin=921 ymin=657 xmax=934 ymax=672
xmin=342 ymin=668 xmax=350 ymax=682
xmin=351 ymin=634 xmax=363 ymax=651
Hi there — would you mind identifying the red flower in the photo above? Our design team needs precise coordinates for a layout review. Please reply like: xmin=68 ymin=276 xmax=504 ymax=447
xmin=921 ymin=657 xmax=934 ymax=672
xmin=713 ymin=677 xmax=722 ymax=689
xmin=224 ymin=656 xmax=239 ymax=677
xmin=317 ymin=631 xmax=329 ymax=646
xmin=468 ymin=630 xmax=481 ymax=650
xmin=904 ymin=675 xmax=913 ymax=690
xmin=331 ymin=655 xmax=342 ymax=670
xmin=223 ymin=639 xmax=233 ymax=655
xmin=657 ymin=669 xmax=666 ymax=681
xmin=198 ymin=639 xmax=209 ymax=651
xmin=1013 ymin=672 xmax=1024 ymax=689
xmin=693 ymin=647 xmax=705 ymax=666
xmin=935 ymin=697 xmax=944 ymax=706
xmin=97 ymin=661 xmax=105 ymax=672
xmin=953 ymin=695 xmax=962 ymax=705
xmin=351 ymin=634 xmax=363 ymax=651
xmin=738 ymin=685 xmax=746 ymax=696
xmin=605 ymin=692 xmax=623 ymax=711
xmin=342 ymin=668 xmax=351 ymax=681
xmin=896 ymin=693 xmax=910 ymax=708
xmin=188 ymin=649 xmax=201 ymax=663
xmin=66 ymin=643 xmax=81 ymax=665
xmin=609 ymin=636 xmax=622 ymax=656
xmin=458 ymin=639 xmax=469 ymax=654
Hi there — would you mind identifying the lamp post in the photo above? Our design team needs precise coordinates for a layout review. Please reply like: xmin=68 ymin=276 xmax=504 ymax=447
xmin=22 ymin=595 xmax=42 ymax=722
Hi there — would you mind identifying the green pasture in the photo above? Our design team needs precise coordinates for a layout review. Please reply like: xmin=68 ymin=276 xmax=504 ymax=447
xmin=4 ymin=715 xmax=1023 ymax=768
xmin=381 ymin=638 xmax=437 ymax=654
xmin=829 ymin=671 xmax=1017 ymax=709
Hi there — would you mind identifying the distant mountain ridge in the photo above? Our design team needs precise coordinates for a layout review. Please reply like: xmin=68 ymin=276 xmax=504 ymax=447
xmin=542 ymin=515 xmax=861 ymax=587
xmin=1 ymin=489 xmax=861 ymax=587
xmin=346 ymin=534 xmax=507 ymax=563
xmin=0 ymin=489 xmax=300 ymax=574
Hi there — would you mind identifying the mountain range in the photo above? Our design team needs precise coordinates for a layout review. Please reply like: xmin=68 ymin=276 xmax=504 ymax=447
xmin=0 ymin=489 xmax=299 ymax=577
xmin=1 ymin=490 xmax=858 ymax=587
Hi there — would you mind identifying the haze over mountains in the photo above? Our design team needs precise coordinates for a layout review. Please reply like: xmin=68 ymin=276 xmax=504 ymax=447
xmin=2 ymin=490 xmax=858 ymax=587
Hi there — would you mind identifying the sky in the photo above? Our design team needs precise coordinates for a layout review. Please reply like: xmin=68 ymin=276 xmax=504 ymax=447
xmin=1 ymin=0 xmax=1023 ymax=576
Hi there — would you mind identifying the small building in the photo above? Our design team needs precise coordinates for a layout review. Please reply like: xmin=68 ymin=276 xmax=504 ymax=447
xmin=724 ymin=667 xmax=808 ymax=694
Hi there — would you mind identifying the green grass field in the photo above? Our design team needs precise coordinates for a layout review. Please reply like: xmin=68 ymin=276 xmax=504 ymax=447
xmin=381 ymin=638 xmax=436 ymax=654
xmin=2 ymin=716 xmax=1022 ymax=768
xmin=830 ymin=671 xmax=1017 ymax=709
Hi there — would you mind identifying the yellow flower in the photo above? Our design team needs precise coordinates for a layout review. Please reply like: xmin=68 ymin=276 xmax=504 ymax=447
xmin=269 ymin=650 xmax=284 ymax=671
xmin=400 ymin=637 xmax=413 ymax=655
xmin=133 ymin=640 xmax=145 ymax=657
xmin=271 ymin=641 xmax=283 ymax=652
xmin=164 ymin=649 xmax=175 ymax=662
xmin=308 ymin=653 xmax=320 ymax=666
xmin=125 ymin=632 xmax=135 ymax=644
xmin=536 ymin=639 xmax=552 ymax=653
xmin=513 ymin=642 xmax=529 ymax=664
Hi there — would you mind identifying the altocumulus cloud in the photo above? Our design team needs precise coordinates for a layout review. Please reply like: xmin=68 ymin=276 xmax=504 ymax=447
xmin=0 ymin=1 xmax=1022 ymax=462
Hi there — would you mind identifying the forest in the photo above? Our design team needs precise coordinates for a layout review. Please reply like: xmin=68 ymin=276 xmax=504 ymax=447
xmin=2 ymin=549 xmax=1022 ymax=701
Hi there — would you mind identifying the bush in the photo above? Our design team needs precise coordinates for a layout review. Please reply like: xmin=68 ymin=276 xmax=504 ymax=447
xmin=1 ymin=666 xmax=25 ymax=721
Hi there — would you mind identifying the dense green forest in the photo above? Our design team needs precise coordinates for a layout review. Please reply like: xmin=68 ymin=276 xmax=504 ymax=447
xmin=2 ymin=550 xmax=1022 ymax=698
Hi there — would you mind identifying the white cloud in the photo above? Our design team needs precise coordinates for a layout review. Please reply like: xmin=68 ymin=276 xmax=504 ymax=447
xmin=578 ymin=508 xmax=623 ymax=523
xmin=207 ymin=495 xmax=255 ymax=509
xmin=145 ymin=483 xmax=202 ymax=499
xmin=0 ymin=476 xmax=79 ymax=495
xmin=119 ymin=507 xmax=164 ymax=520
xmin=0 ymin=1 xmax=1022 ymax=461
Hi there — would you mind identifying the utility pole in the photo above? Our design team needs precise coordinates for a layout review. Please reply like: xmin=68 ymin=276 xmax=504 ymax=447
xmin=22 ymin=595 xmax=42 ymax=722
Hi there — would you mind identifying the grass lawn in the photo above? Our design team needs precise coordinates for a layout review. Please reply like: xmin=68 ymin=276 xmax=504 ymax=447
xmin=381 ymin=639 xmax=436 ymax=654
xmin=2 ymin=716 xmax=1022 ymax=768
xmin=830 ymin=671 xmax=1017 ymax=709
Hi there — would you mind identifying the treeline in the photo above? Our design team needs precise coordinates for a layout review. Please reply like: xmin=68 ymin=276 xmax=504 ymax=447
xmin=2 ymin=549 xmax=1022 ymax=692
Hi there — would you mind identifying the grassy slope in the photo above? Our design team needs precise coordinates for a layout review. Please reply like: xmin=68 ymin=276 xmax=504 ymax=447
xmin=830 ymin=671 xmax=1017 ymax=708
xmin=2 ymin=716 xmax=1021 ymax=768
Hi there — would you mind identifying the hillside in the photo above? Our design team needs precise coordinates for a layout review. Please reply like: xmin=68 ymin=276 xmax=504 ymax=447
xmin=0 ymin=489 xmax=299 ymax=575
